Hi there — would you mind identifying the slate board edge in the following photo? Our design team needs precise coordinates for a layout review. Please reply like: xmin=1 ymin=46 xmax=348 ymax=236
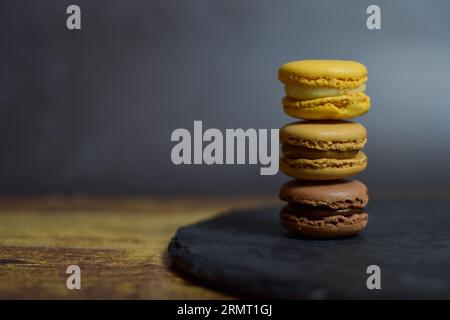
xmin=167 ymin=207 xmax=359 ymax=300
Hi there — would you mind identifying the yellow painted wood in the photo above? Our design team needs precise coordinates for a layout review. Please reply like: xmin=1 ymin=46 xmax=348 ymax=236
xmin=0 ymin=197 xmax=277 ymax=299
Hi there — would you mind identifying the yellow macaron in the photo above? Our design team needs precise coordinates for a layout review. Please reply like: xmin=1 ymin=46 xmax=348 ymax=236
xmin=279 ymin=120 xmax=368 ymax=180
xmin=279 ymin=60 xmax=370 ymax=120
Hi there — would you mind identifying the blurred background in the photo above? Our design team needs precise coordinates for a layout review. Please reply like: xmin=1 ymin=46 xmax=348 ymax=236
xmin=0 ymin=0 xmax=449 ymax=196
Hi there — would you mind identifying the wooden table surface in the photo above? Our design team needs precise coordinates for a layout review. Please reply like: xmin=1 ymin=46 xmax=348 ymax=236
xmin=0 ymin=197 xmax=277 ymax=299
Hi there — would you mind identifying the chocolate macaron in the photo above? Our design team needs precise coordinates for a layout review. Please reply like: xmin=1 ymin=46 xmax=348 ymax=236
xmin=279 ymin=179 xmax=369 ymax=237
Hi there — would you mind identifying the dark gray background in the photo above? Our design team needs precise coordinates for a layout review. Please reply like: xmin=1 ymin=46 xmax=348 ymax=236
xmin=0 ymin=0 xmax=449 ymax=196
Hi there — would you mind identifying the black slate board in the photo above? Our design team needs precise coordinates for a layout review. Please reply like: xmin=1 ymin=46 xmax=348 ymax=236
xmin=168 ymin=200 xmax=450 ymax=299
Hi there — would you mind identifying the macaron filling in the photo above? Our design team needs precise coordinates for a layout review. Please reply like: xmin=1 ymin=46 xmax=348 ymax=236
xmin=282 ymin=144 xmax=359 ymax=160
xmin=285 ymin=83 xmax=366 ymax=101
xmin=286 ymin=203 xmax=364 ymax=220
xmin=281 ymin=151 xmax=367 ymax=169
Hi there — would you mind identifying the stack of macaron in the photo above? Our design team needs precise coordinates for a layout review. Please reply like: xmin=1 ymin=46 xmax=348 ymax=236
xmin=277 ymin=60 xmax=370 ymax=238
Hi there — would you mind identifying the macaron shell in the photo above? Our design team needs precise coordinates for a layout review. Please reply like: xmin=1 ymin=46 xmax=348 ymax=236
xmin=280 ymin=206 xmax=368 ymax=237
xmin=280 ymin=152 xmax=368 ymax=180
xmin=279 ymin=179 xmax=369 ymax=209
xmin=278 ymin=60 xmax=367 ymax=89
xmin=282 ymin=93 xmax=370 ymax=120
xmin=280 ymin=120 xmax=367 ymax=151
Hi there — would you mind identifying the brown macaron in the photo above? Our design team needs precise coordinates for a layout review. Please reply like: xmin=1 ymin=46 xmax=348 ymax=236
xmin=279 ymin=179 xmax=369 ymax=238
